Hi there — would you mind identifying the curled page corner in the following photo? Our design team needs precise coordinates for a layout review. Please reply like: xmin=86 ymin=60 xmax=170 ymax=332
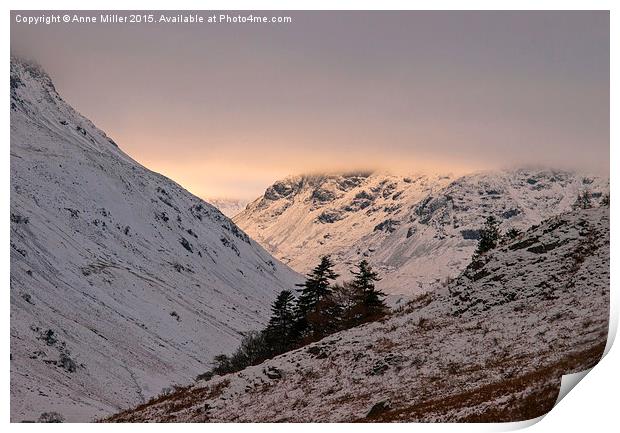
xmin=555 ymin=368 xmax=592 ymax=407
xmin=483 ymin=366 xmax=598 ymax=432
xmin=603 ymin=308 xmax=617 ymax=357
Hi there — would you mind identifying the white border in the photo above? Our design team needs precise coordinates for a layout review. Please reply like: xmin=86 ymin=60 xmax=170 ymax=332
xmin=3 ymin=1 xmax=617 ymax=431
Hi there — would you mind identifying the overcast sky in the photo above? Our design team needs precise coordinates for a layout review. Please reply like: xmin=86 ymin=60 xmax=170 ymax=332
xmin=11 ymin=11 xmax=609 ymax=200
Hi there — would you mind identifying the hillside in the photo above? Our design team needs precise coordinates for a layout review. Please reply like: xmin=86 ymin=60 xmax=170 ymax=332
xmin=10 ymin=58 xmax=300 ymax=422
xmin=206 ymin=198 xmax=249 ymax=218
xmin=108 ymin=205 xmax=609 ymax=422
xmin=235 ymin=171 xmax=608 ymax=294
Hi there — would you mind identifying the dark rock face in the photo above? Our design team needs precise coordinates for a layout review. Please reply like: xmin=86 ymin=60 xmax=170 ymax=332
xmin=317 ymin=210 xmax=344 ymax=224
xmin=306 ymin=345 xmax=330 ymax=359
xmin=415 ymin=195 xmax=450 ymax=224
xmin=311 ymin=188 xmax=336 ymax=203
xmin=336 ymin=173 xmax=371 ymax=191
xmin=264 ymin=180 xmax=300 ymax=200
xmin=460 ymin=229 xmax=481 ymax=240
xmin=264 ymin=366 xmax=282 ymax=380
xmin=406 ymin=226 xmax=416 ymax=238
xmin=180 ymin=237 xmax=193 ymax=252
xmin=366 ymin=399 xmax=391 ymax=418
xmin=374 ymin=219 xmax=399 ymax=233
xmin=355 ymin=190 xmax=374 ymax=201
xmin=502 ymin=209 xmax=521 ymax=219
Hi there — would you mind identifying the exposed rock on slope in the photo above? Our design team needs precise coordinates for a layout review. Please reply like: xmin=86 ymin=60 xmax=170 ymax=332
xmin=235 ymin=171 xmax=608 ymax=294
xmin=10 ymin=58 xmax=300 ymax=422
xmin=108 ymin=206 xmax=609 ymax=422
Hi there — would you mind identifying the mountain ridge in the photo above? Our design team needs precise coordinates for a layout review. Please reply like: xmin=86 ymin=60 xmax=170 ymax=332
xmin=10 ymin=57 xmax=300 ymax=422
xmin=235 ymin=169 xmax=608 ymax=294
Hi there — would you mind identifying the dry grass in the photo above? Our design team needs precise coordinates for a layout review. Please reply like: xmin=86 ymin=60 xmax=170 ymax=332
xmin=361 ymin=340 xmax=606 ymax=423
xmin=374 ymin=337 xmax=398 ymax=352
xmin=104 ymin=379 xmax=230 ymax=423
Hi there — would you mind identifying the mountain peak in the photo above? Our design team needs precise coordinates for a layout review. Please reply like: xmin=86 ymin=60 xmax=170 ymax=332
xmin=235 ymin=169 xmax=608 ymax=294
xmin=11 ymin=58 xmax=300 ymax=421
xmin=10 ymin=58 xmax=126 ymax=157
xmin=11 ymin=55 xmax=56 ymax=94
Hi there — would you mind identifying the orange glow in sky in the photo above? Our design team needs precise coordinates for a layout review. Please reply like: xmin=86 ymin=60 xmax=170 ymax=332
xmin=12 ymin=11 xmax=609 ymax=200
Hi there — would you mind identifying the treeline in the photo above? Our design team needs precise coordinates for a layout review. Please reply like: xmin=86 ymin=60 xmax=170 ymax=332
xmin=197 ymin=257 xmax=387 ymax=381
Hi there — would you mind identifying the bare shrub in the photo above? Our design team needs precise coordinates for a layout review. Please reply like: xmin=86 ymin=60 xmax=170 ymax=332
xmin=38 ymin=412 xmax=65 ymax=423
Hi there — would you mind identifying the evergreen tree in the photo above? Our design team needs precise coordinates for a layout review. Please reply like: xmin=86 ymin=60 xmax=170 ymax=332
xmin=198 ymin=259 xmax=395 ymax=381
xmin=332 ymin=282 xmax=360 ymax=327
xmin=210 ymin=354 xmax=232 ymax=377
xmin=229 ymin=331 xmax=270 ymax=370
xmin=476 ymin=215 xmax=500 ymax=255
xmin=296 ymin=256 xmax=339 ymax=316
xmin=574 ymin=190 xmax=593 ymax=209
xmin=295 ymin=256 xmax=339 ymax=338
xmin=350 ymin=260 xmax=387 ymax=320
xmin=265 ymin=290 xmax=296 ymax=353
xmin=601 ymin=193 xmax=610 ymax=207
xmin=504 ymin=227 xmax=522 ymax=242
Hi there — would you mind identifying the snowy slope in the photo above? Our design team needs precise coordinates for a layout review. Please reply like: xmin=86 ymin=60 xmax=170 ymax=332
xmin=108 ymin=205 xmax=609 ymax=422
xmin=235 ymin=171 xmax=608 ymax=295
xmin=9 ymin=58 xmax=300 ymax=422
xmin=206 ymin=198 xmax=249 ymax=218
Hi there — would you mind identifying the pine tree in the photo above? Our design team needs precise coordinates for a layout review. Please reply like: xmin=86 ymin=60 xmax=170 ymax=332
xmin=211 ymin=354 xmax=232 ymax=376
xmin=296 ymin=256 xmax=339 ymax=316
xmin=476 ymin=215 xmax=500 ymax=255
xmin=332 ymin=281 xmax=360 ymax=327
xmin=504 ymin=227 xmax=522 ymax=241
xmin=229 ymin=331 xmax=270 ymax=370
xmin=350 ymin=260 xmax=387 ymax=321
xmin=574 ymin=190 xmax=593 ymax=209
xmin=265 ymin=290 xmax=296 ymax=354
xmin=306 ymin=296 xmax=343 ymax=336
xmin=295 ymin=256 xmax=339 ymax=338
xmin=601 ymin=193 xmax=610 ymax=207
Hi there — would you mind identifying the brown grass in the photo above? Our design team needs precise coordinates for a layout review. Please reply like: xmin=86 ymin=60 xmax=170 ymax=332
xmin=375 ymin=337 xmax=398 ymax=352
xmin=361 ymin=340 xmax=605 ymax=423
xmin=104 ymin=379 xmax=230 ymax=423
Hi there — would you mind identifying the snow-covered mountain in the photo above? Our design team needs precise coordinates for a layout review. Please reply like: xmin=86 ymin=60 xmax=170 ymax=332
xmin=9 ymin=58 xmax=300 ymax=422
xmin=108 ymin=205 xmax=609 ymax=422
xmin=235 ymin=171 xmax=608 ymax=294
xmin=206 ymin=198 xmax=248 ymax=218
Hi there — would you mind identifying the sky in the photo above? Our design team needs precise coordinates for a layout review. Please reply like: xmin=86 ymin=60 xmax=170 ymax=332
xmin=11 ymin=11 xmax=609 ymax=201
